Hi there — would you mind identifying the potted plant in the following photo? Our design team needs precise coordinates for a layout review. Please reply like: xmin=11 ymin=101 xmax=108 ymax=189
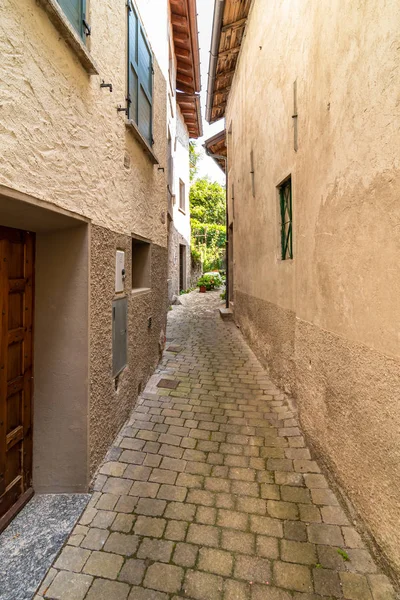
xmin=197 ymin=273 xmax=223 ymax=293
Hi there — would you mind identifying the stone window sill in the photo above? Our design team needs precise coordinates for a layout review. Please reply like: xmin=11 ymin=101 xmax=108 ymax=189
xmin=131 ymin=287 xmax=151 ymax=298
xmin=38 ymin=0 xmax=98 ymax=75
xmin=125 ymin=120 xmax=159 ymax=165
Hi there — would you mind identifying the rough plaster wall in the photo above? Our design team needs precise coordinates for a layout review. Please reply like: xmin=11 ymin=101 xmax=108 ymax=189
xmin=235 ymin=291 xmax=296 ymax=396
xmin=168 ymin=221 xmax=190 ymax=300
xmin=226 ymin=0 xmax=400 ymax=577
xmin=296 ymin=319 xmax=400 ymax=580
xmin=0 ymin=0 xmax=168 ymax=247
xmin=90 ymin=225 xmax=168 ymax=476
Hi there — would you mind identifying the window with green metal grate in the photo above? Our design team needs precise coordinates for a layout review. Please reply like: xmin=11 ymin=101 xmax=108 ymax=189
xmin=279 ymin=177 xmax=293 ymax=260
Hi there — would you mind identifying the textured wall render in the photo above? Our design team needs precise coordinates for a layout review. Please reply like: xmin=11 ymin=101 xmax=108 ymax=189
xmin=235 ymin=291 xmax=296 ymax=396
xmin=90 ymin=224 xmax=168 ymax=475
xmin=296 ymin=319 xmax=400 ymax=579
xmin=0 ymin=0 xmax=167 ymax=247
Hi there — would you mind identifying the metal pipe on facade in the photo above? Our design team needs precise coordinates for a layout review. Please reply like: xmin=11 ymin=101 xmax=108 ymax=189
xmin=206 ymin=0 xmax=225 ymax=123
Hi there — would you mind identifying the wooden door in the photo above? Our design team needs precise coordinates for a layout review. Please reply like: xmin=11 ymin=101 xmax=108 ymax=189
xmin=179 ymin=244 xmax=185 ymax=292
xmin=0 ymin=226 xmax=34 ymax=530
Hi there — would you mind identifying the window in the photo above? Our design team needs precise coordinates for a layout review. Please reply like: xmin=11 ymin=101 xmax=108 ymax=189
xmin=179 ymin=179 xmax=185 ymax=213
xmin=279 ymin=177 xmax=293 ymax=260
xmin=56 ymin=0 xmax=89 ymax=40
xmin=127 ymin=2 xmax=153 ymax=146
xmin=132 ymin=237 xmax=151 ymax=289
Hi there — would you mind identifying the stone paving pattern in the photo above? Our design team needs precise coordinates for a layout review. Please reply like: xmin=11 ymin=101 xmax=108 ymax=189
xmin=35 ymin=292 xmax=397 ymax=600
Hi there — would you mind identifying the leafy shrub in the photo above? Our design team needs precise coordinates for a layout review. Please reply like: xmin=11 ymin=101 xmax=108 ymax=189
xmin=197 ymin=273 xmax=223 ymax=290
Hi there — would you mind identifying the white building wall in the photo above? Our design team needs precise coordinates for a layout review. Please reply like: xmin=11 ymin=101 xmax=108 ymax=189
xmin=136 ymin=0 xmax=192 ymax=297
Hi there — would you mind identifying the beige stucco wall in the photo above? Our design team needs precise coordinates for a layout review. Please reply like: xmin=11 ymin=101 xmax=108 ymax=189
xmin=226 ymin=0 xmax=400 ymax=580
xmin=90 ymin=224 xmax=168 ymax=475
xmin=0 ymin=0 xmax=169 ymax=481
xmin=0 ymin=0 xmax=167 ymax=247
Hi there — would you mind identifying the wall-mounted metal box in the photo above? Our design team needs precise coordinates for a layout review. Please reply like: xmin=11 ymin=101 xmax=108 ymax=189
xmin=115 ymin=250 xmax=125 ymax=293
xmin=112 ymin=297 xmax=127 ymax=377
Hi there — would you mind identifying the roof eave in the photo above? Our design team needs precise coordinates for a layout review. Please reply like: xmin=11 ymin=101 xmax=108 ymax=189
xmin=206 ymin=0 xmax=225 ymax=124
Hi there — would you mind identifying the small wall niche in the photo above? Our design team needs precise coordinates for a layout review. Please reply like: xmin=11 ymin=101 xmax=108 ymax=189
xmin=132 ymin=237 xmax=151 ymax=290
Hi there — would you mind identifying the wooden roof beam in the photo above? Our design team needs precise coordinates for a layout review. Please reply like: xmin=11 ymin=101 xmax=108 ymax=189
xmin=217 ymin=45 xmax=241 ymax=58
xmin=213 ymin=85 xmax=231 ymax=96
xmin=172 ymin=14 xmax=188 ymax=28
xmin=221 ymin=17 xmax=247 ymax=32
xmin=177 ymin=63 xmax=193 ymax=75
xmin=177 ymin=72 xmax=194 ymax=85
xmin=175 ymin=46 xmax=190 ymax=59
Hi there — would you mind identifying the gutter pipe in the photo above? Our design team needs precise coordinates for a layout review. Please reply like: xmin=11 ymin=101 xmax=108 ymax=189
xmin=206 ymin=0 xmax=225 ymax=123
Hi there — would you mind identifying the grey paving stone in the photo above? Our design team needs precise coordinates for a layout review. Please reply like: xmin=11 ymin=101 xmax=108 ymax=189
xmin=173 ymin=542 xmax=199 ymax=567
xmin=198 ymin=547 xmax=233 ymax=576
xmin=44 ymin=571 xmax=92 ymax=600
xmin=137 ymin=538 xmax=174 ymax=562
xmin=234 ymin=554 xmax=271 ymax=583
xmin=103 ymin=532 xmax=139 ymax=556
xmin=134 ymin=516 xmax=166 ymax=538
xmin=187 ymin=523 xmax=220 ymax=547
xmin=85 ymin=578 xmax=130 ymax=600
xmin=184 ymin=570 xmax=224 ymax=600
xmin=80 ymin=527 xmax=109 ymax=550
xmin=273 ymin=561 xmax=313 ymax=593
xmin=143 ymin=562 xmax=184 ymax=594
xmin=83 ymin=551 xmax=124 ymax=579
xmin=118 ymin=558 xmax=146 ymax=585
xmin=54 ymin=546 xmax=90 ymax=572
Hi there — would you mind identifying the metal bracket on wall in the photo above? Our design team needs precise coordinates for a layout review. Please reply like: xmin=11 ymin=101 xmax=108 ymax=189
xmin=250 ymin=150 xmax=255 ymax=197
xmin=292 ymin=79 xmax=298 ymax=152
xmin=100 ymin=80 xmax=113 ymax=92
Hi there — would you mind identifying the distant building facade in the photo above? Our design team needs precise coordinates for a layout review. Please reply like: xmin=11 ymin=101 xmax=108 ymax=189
xmin=207 ymin=0 xmax=400 ymax=579
xmin=167 ymin=0 xmax=202 ymax=299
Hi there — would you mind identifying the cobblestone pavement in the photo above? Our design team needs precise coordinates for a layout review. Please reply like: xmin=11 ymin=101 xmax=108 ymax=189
xmin=36 ymin=291 xmax=396 ymax=600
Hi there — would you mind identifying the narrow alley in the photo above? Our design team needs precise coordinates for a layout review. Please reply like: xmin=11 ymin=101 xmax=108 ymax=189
xmin=35 ymin=292 xmax=395 ymax=600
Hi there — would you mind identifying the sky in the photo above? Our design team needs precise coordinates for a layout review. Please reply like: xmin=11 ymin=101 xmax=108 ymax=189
xmin=195 ymin=0 xmax=226 ymax=185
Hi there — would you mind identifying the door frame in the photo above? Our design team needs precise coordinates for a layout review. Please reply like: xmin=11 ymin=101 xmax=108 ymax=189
xmin=0 ymin=226 xmax=35 ymax=532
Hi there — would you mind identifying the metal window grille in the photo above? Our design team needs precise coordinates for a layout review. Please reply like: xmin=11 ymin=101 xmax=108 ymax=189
xmin=279 ymin=178 xmax=293 ymax=260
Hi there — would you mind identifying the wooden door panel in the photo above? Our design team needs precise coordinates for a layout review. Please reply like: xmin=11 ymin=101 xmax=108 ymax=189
xmin=0 ymin=227 xmax=34 ymax=526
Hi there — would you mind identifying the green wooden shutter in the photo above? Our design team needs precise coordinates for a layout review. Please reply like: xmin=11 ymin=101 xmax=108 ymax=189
xmin=128 ymin=1 xmax=153 ymax=146
xmin=56 ymin=0 xmax=86 ymax=39
xmin=128 ymin=4 xmax=139 ymax=124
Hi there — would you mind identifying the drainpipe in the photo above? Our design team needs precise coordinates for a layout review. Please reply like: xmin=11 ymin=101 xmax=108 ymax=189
xmin=206 ymin=0 xmax=225 ymax=123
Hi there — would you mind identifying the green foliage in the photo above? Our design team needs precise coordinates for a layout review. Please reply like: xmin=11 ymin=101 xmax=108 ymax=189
xmin=337 ymin=549 xmax=350 ymax=561
xmin=197 ymin=273 xmax=223 ymax=290
xmin=189 ymin=141 xmax=201 ymax=182
xmin=190 ymin=178 xmax=226 ymax=225
xmin=190 ymin=177 xmax=226 ymax=272
xmin=220 ymin=290 xmax=226 ymax=300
